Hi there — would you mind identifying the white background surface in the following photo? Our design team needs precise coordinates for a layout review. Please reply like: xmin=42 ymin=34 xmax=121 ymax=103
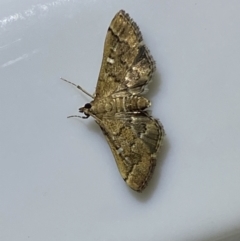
xmin=1 ymin=1 xmax=240 ymax=241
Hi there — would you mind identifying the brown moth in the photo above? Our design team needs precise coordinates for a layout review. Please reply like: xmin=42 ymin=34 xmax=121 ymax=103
xmin=62 ymin=10 xmax=165 ymax=192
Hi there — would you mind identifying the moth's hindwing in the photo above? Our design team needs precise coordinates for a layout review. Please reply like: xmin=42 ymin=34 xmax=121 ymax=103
xmin=97 ymin=113 xmax=164 ymax=192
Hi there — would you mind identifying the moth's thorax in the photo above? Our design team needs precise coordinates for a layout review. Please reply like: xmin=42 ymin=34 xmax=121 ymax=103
xmin=90 ymin=96 xmax=151 ymax=116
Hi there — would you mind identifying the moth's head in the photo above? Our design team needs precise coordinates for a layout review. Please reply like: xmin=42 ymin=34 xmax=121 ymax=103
xmin=79 ymin=103 xmax=92 ymax=119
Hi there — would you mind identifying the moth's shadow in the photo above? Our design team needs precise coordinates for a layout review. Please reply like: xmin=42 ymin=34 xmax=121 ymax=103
xmin=128 ymin=137 xmax=170 ymax=201
xmin=145 ymin=70 xmax=162 ymax=99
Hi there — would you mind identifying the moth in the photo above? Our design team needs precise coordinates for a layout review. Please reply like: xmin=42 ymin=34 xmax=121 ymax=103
xmin=62 ymin=10 xmax=165 ymax=192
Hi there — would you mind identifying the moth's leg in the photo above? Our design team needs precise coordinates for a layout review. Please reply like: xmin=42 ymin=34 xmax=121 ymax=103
xmin=67 ymin=115 xmax=89 ymax=119
xmin=60 ymin=77 xmax=94 ymax=99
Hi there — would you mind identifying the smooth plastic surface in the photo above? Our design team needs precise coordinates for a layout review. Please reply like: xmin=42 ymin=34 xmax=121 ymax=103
xmin=1 ymin=1 xmax=240 ymax=241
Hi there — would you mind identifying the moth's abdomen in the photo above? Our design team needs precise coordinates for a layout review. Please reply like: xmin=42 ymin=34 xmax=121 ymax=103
xmin=131 ymin=96 xmax=151 ymax=111
xmin=115 ymin=96 xmax=150 ymax=112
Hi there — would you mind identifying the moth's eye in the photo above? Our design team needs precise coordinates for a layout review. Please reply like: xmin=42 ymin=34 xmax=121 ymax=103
xmin=84 ymin=103 xmax=92 ymax=109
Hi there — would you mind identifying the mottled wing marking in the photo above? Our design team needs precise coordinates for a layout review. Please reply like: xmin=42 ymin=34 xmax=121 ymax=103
xmin=97 ymin=113 xmax=164 ymax=192
xmin=64 ymin=10 xmax=165 ymax=192
xmin=95 ymin=10 xmax=156 ymax=99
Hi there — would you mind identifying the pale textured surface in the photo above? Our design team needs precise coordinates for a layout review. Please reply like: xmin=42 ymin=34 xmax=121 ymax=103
xmin=1 ymin=1 xmax=240 ymax=241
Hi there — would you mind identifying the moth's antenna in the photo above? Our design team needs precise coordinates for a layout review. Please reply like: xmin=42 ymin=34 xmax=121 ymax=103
xmin=60 ymin=77 xmax=94 ymax=99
